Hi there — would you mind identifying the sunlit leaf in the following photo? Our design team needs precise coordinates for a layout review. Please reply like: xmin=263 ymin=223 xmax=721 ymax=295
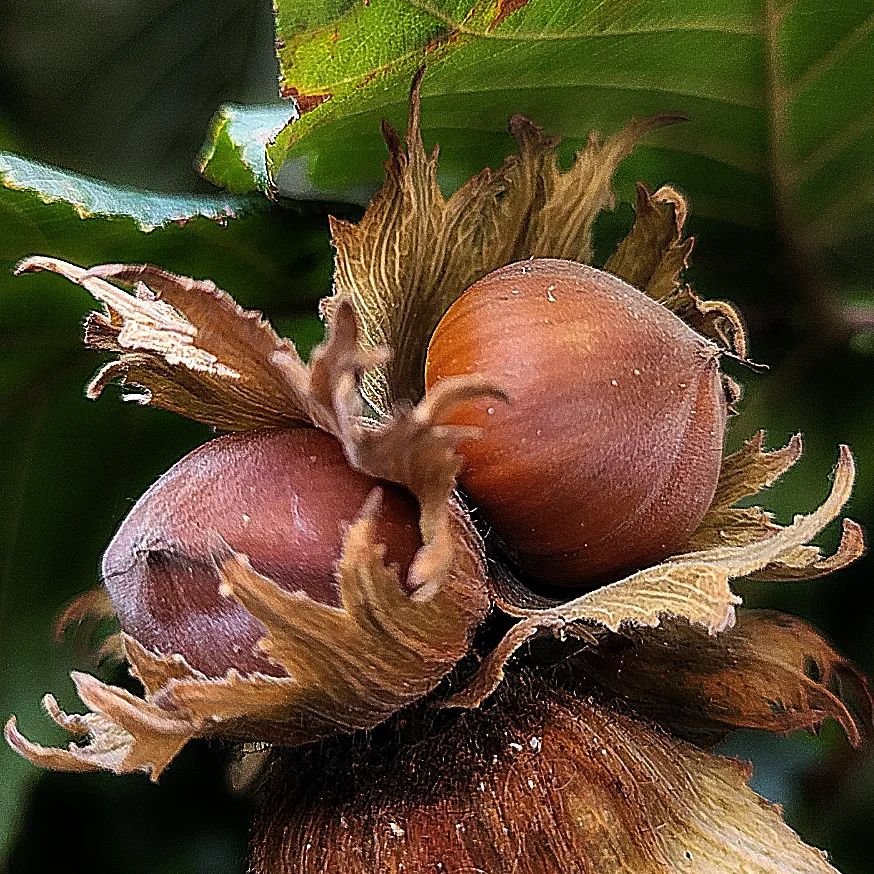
xmin=198 ymin=104 xmax=298 ymax=194
xmin=205 ymin=0 xmax=872 ymax=307
xmin=1 ymin=153 xmax=259 ymax=232
xmin=0 ymin=155 xmax=333 ymax=310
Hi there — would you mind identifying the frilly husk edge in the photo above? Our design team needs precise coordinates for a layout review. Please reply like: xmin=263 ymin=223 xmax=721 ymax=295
xmin=7 ymin=259 xmax=500 ymax=778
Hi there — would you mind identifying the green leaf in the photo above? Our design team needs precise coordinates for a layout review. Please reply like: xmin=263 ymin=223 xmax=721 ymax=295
xmin=0 ymin=154 xmax=333 ymax=310
xmin=204 ymin=0 xmax=872 ymax=306
xmin=1 ymin=153 xmax=260 ymax=232
xmin=198 ymin=104 xmax=299 ymax=194
xmin=767 ymin=0 xmax=874 ymax=294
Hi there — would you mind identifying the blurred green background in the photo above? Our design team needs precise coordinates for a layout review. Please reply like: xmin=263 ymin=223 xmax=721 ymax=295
xmin=1 ymin=1 xmax=872 ymax=872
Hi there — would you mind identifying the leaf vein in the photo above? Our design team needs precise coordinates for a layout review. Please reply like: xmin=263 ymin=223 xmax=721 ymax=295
xmin=789 ymin=106 xmax=874 ymax=186
xmin=405 ymin=0 xmax=760 ymax=40
xmin=787 ymin=10 xmax=874 ymax=98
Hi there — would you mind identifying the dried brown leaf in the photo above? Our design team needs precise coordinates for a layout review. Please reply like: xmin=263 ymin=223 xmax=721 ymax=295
xmin=273 ymin=298 xmax=505 ymax=591
xmin=714 ymin=430 xmax=804 ymax=509
xmin=15 ymin=257 xmax=313 ymax=430
xmin=449 ymin=561 xmax=738 ymax=710
xmin=54 ymin=587 xmax=115 ymax=640
xmin=687 ymin=431 xmax=803 ymax=550
xmin=451 ymin=446 xmax=858 ymax=708
xmin=4 ymin=672 xmax=194 ymax=779
xmin=20 ymin=255 xmax=496 ymax=596
xmin=53 ymin=587 xmax=124 ymax=666
xmin=580 ymin=610 xmax=873 ymax=747
xmin=749 ymin=519 xmax=865 ymax=580
xmin=329 ymin=70 xmax=681 ymax=412
xmin=605 ymin=182 xmax=692 ymax=299
xmin=252 ymin=671 xmax=838 ymax=874
xmin=679 ymin=444 xmax=860 ymax=579
xmin=485 ymin=561 xmax=566 ymax=618
xmin=606 ymin=183 xmax=748 ymax=357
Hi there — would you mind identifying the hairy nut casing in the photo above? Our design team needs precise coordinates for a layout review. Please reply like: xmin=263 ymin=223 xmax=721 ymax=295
xmin=425 ymin=259 xmax=727 ymax=587
xmin=102 ymin=428 xmax=422 ymax=677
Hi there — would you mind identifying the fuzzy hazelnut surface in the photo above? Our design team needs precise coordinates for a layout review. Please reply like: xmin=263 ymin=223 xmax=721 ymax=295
xmin=425 ymin=259 xmax=727 ymax=587
xmin=102 ymin=428 xmax=422 ymax=677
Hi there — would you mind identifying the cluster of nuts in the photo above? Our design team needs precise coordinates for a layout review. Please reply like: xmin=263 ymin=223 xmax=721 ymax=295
xmin=5 ymin=74 xmax=862 ymax=805
xmin=108 ymin=257 xmax=729 ymax=671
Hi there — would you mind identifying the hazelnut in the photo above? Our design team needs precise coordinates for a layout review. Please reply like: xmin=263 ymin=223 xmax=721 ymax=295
xmin=103 ymin=427 xmax=422 ymax=678
xmin=425 ymin=258 xmax=727 ymax=587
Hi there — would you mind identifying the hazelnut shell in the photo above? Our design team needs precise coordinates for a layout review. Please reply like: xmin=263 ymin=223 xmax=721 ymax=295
xmin=425 ymin=258 xmax=727 ymax=587
xmin=102 ymin=428 xmax=422 ymax=677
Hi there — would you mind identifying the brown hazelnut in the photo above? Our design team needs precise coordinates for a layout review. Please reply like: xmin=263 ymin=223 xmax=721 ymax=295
xmin=102 ymin=427 xmax=422 ymax=677
xmin=425 ymin=258 xmax=727 ymax=587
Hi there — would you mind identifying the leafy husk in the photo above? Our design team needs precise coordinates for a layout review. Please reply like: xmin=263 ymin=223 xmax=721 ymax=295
xmin=579 ymin=610 xmax=873 ymax=747
xmin=328 ymin=69 xmax=686 ymax=413
xmin=687 ymin=431 xmax=865 ymax=579
xmin=5 ymin=493 xmax=487 ymax=779
xmin=328 ymin=74 xmax=755 ymax=419
xmin=6 ymin=266 xmax=500 ymax=778
xmin=689 ymin=430 xmax=805 ymax=550
xmin=15 ymin=256 xmax=505 ymax=590
xmin=15 ymin=257 xmax=316 ymax=431
xmin=8 ymin=75 xmax=867 ymax=828
xmin=606 ymin=182 xmax=748 ymax=358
